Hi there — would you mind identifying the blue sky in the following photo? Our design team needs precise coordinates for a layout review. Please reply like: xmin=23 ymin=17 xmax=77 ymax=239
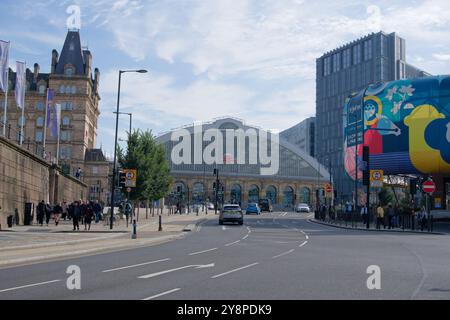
xmin=1 ymin=0 xmax=450 ymax=158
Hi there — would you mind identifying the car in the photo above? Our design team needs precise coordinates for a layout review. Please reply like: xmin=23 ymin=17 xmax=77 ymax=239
xmin=296 ymin=203 xmax=310 ymax=213
xmin=258 ymin=199 xmax=273 ymax=212
xmin=207 ymin=202 xmax=215 ymax=210
xmin=245 ymin=203 xmax=261 ymax=215
xmin=219 ymin=204 xmax=244 ymax=225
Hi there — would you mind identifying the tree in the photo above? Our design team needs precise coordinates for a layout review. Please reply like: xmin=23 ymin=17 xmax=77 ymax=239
xmin=378 ymin=187 xmax=394 ymax=207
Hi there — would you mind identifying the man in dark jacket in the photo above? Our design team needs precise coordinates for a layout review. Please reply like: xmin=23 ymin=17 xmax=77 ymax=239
xmin=37 ymin=200 xmax=46 ymax=226
xmin=72 ymin=201 xmax=81 ymax=231
xmin=45 ymin=203 xmax=53 ymax=226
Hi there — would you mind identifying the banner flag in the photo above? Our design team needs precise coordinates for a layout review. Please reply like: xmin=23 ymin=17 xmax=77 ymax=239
xmin=0 ymin=40 xmax=9 ymax=93
xmin=15 ymin=61 xmax=26 ymax=109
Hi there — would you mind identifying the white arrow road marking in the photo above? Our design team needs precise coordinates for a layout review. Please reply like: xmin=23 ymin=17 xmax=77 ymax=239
xmin=246 ymin=226 xmax=251 ymax=233
xmin=225 ymin=240 xmax=240 ymax=246
xmin=272 ymin=249 xmax=295 ymax=259
xmin=139 ymin=263 xmax=215 ymax=279
xmin=242 ymin=234 xmax=249 ymax=240
xmin=188 ymin=248 xmax=218 ymax=256
xmin=299 ymin=241 xmax=308 ymax=248
xmin=142 ymin=288 xmax=181 ymax=300
xmin=211 ymin=263 xmax=259 ymax=279
xmin=0 ymin=280 xmax=61 ymax=293
xmin=102 ymin=258 xmax=171 ymax=273
xmin=222 ymin=226 xmax=227 ymax=231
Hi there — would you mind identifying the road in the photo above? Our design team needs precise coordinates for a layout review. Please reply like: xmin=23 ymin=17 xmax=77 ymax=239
xmin=0 ymin=211 xmax=449 ymax=300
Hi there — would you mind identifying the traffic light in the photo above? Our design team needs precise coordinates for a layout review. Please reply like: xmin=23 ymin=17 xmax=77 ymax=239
xmin=119 ymin=171 xmax=126 ymax=187
xmin=213 ymin=182 xmax=217 ymax=191
xmin=362 ymin=146 xmax=370 ymax=186
xmin=213 ymin=169 xmax=218 ymax=175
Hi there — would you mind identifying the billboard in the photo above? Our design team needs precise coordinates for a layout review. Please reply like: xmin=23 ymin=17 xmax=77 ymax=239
xmin=344 ymin=76 xmax=450 ymax=180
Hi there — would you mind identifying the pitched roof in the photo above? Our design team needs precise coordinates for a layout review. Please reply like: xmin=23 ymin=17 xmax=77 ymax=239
xmin=85 ymin=149 xmax=107 ymax=162
xmin=54 ymin=31 xmax=85 ymax=76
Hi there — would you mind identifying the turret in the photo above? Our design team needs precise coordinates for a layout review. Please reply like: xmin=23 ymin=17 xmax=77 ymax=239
xmin=51 ymin=49 xmax=59 ymax=74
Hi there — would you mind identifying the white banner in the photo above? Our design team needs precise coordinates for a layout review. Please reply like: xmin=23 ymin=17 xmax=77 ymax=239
xmin=0 ymin=40 xmax=10 ymax=93
xmin=15 ymin=61 xmax=26 ymax=109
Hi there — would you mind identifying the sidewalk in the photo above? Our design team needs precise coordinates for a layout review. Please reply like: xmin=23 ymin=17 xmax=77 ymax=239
xmin=0 ymin=210 xmax=217 ymax=268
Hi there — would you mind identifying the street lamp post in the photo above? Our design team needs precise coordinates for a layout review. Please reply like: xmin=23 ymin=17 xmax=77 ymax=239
xmin=114 ymin=111 xmax=133 ymax=137
xmin=109 ymin=69 xmax=147 ymax=230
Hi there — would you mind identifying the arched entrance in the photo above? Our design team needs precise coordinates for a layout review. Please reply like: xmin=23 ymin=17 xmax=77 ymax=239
xmin=230 ymin=184 xmax=242 ymax=205
xmin=300 ymin=187 xmax=311 ymax=205
xmin=283 ymin=186 xmax=294 ymax=207
xmin=266 ymin=185 xmax=277 ymax=204
xmin=192 ymin=182 xmax=205 ymax=204
xmin=248 ymin=185 xmax=260 ymax=203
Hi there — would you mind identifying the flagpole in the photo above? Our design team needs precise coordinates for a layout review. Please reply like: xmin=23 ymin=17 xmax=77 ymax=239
xmin=56 ymin=104 xmax=61 ymax=166
xmin=1 ymin=41 xmax=9 ymax=137
xmin=43 ymin=89 xmax=49 ymax=150
xmin=19 ymin=62 xmax=26 ymax=145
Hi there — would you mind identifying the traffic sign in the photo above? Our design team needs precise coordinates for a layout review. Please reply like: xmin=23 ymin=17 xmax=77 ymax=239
xmin=370 ymin=170 xmax=383 ymax=188
xmin=422 ymin=180 xmax=436 ymax=194
xmin=126 ymin=187 xmax=132 ymax=193
xmin=123 ymin=169 xmax=137 ymax=187
xmin=325 ymin=184 xmax=332 ymax=194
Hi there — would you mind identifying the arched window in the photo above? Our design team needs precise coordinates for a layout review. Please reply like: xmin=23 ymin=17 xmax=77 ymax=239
xmin=36 ymin=117 xmax=44 ymax=127
xmin=173 ymin=181 xmax=187 ymax=202
xmin=65 ymin=86 xmax=71 ymax=94
xmin=192 ymin=183 xmax=205 ymax=204
xmin=300 ymin=187 xmax=311 ymax=205
xmin=36 ymin=102 xmax=44 ymax=111
xmin=283 ymin=186 xmax=294 ymax=206
xmin=266 ymin=185 xmax=277 ymax=204
xmin=65 ymin=67 xmax=74 ymax=77
xmin=38 ymin=84 xmax=46 ymax=94
xmin=62 ymin=116 xmax=71 ymax=126
xmin=59 ymin=85 xmax=65 ymax=94
xmin=248 ymin=185 xmax=259 ymax=203
xmin=71 ymin=86 xmax=77 ymax=94
xmin=230 ymin=184 xmax=242 ymax=204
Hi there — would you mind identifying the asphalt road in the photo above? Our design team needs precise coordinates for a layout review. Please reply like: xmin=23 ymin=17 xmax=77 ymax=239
xmin=0 ymin=211 xmax=449 ymax=300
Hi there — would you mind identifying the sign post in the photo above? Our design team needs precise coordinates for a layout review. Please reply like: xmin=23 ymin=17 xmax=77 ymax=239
xmin=422 ymin=179 xmax=435 ymax=232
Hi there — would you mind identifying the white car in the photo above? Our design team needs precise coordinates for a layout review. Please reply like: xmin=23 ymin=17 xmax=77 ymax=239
xmin=296 ymin=203 xmax=310 ymax=213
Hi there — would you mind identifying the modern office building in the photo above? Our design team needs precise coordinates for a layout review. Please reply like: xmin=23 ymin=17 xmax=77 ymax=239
xmin=0 ymin=29 xmax=110 ymax=203
xmin=280 ymin=117 xmax=315 ymax=158
xmin=315 ymin=31 xmax=431 ymax=202
xmin=156 ymin=117 xmax=330 ymax=209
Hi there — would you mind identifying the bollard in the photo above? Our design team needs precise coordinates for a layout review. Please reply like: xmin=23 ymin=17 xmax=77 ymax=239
xmin=131 ymin=219 xmax=137 ymax=239
xmin=158 ymin=215 xmax=163 ymax=231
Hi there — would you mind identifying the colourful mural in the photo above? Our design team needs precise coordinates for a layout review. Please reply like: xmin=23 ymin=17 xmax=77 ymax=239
xmin=344 ymin=76 xmax=450 ymax=180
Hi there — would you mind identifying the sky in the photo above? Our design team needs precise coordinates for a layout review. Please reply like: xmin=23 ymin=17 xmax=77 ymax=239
xmin=1 ymin=0 xmax=450 ymax=158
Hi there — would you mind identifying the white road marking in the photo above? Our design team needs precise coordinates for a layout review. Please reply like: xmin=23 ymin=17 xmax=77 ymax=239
xmin=299 ymin=241 xmax=308 ymax=248
xmin=272 ymin=249 xmax=295 ymax=259
xmin=211 ymin=263 xmax=259 ymax=279
xmin=242 ymin=234 xmax=249 ymax=240
xmin=0 ymin=280 xmax=61 ymax=293
xmin=225 ymin=240 xmax=240 ymax=246
xmin=142 ymin=288 xmax=181 ymax=300
xmin=305 ymin=235 xmax=309 ymax=240
xmin=282 ymin=212 xmax=288 ymax=217
xmin=139 ymin=263 xmax=215 ymax=279
xmin=222 ymin=226 xmax=227 ymax=231
xmin=102 ymin=258 xmax=171 ymax=273
xmin=307 ymin=214 xmax=314 ymax=218
xmin=246 ymin=226 xmax=251 ymax=233
xmin=188 ymin=248 xmax=218 ymax=256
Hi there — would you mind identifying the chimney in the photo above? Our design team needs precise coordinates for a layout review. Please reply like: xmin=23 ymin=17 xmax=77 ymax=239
xmin=84 ymin=50 xmax=92 ymax=78
xmin=33 ymin=63 xmax=40 ymax=80
xmin=51 ymin=50 xmax=59 ymax=74
xmin=94 ymin=68 xmax=100 ymax=94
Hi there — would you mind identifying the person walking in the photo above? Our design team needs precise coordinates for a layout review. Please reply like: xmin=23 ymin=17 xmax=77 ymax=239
xmin=419 ymin=206 xmax=427 ymax=231
xmin=84 ymin=202 xmax=94 ymax=231
xmin=53 ymin=202 xmax=63 ymax=226
xmin=93 ymin=200 xmax=102 ymax=223
xmin=80 ymin=200 xmax=87 ymax=225
xmin=386 ymin=204 xmax=394 ymax=229
xmin=61 ymin=201 xmax=69 ymax=221
xmin=72 ymin=201 xmax=81 ymax=231
xmin=376 ymin=204 xmax=384 ymax=230
xmin=360 ymin=205 xmax=368 ymax=226
xmin=45 ymin=202 xmax=53 ymax=226
xmin=124 ymin=201 xmax=132 ymax=227
xmin=37 ymin=200 xmax=46 ymax=226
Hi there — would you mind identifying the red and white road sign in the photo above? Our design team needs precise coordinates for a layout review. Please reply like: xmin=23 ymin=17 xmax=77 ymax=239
xmin=422 ymin=180 xmax=436 ymax=194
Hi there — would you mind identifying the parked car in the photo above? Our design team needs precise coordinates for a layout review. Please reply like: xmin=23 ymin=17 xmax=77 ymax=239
xmin=219 ymin=204 xmax=243 ymax=225
xmin=258 ymin=199 xmax=273 ymax=212
xmin=245 ymin=203 xmax=261 ymax=215
xmin=296 ymin=203 xmax=310 ymax=213
xmin=207 ymin=202 xmax=215 ymax=210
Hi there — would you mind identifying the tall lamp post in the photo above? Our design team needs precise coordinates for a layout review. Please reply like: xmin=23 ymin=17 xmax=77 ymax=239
xmin=114 ymin=111 xmax=132 ymax=137
xmin=110 ymin=69 xmax=147 ymax=230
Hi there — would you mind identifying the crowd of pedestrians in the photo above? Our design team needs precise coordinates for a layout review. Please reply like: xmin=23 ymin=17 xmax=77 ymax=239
xmin=36 ymin=199 xmax=104 ymax=231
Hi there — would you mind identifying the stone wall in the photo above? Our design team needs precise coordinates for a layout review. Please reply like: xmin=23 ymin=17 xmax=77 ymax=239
xmin=0 ymin=136 xmax=87 ymax=228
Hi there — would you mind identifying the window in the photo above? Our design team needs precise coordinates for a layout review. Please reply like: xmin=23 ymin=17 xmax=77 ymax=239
xmin=62 ymin=116 xmax=71 ymax=126
xmin=65 ymin=68 xmax=74 ymax=77
xmin=18 ymin=116 xmax=26 ymax=127
xmin=332 ymin=53 xmax=340 ymax=72
xmin=36 ymin=117 xmax=44 ymax=127
xmin=60 ymin=147 xmax=72 ymax=160
xmin=353 ymin=44 xmax=361 ymax=65
xmin=71 ymin=86 xmax=77 ymax=94
xmin=36 ymin=131 xmax=43 ymax=142
xmin=364 ymin=40 xmax=372 ymax=61
xmin=59 ymin=85 xmax=65 ymax=94
xmin=92 ymin=166 xmax=98 ymax=175
xmin=323 ymin=56 xmax=331 ymax=76
xmin=38 ymin=85 xmax=46 ymax=94
xmin=60 ymin=131 xmax=72 ymax=141
xmin=36 ymin=102 xmax=44 ymax=111
xmin=343 ymin=48 xmax=351 ymax=69
xmin=65 ymin=86 xmax=71 ymax=94
xmin=61 ymin=102 xmax=73 ymax=111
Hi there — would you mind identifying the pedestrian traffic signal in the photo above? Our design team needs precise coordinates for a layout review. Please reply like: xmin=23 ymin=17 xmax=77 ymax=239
xmin=119 ymin=171 xmax=126 ymax=187
xmin=410 ymin=179 xmax=418 ymax=195
xmin=362 ymin=146 xmax=370 ymax=186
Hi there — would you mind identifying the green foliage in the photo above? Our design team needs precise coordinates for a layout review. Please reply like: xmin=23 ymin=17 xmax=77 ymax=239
xmin=378 ymin=187 xmax=394 ymax=207
xmin=118 ymin=130 xmax=172 ymax=202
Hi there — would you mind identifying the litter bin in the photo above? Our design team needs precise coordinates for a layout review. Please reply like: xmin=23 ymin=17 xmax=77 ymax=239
xmin=7 ymin=215 xmax=13 ymax=228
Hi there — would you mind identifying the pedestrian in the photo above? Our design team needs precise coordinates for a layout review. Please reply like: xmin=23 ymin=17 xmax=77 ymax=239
xmin=61 ymin=201 xmax=69 ymax=220
xmin=360 ymin=205 xmax=368 ymax=226
xmin=419 ymin=206 xmax=427 ymax=231
xmin=45 ymin=202 xmax=53 ymax=226
xmin=84 ymin=203 xmax=94 ymax=231
xmin=72 ymin=201 xmax=81 ymax=231
xmin=53 ymin=202 xmax=63 ymax=226
xmin=376 ymin=204 xmax=384 ymax=230
xmin=37 ymin=200 xmax=46 ymax=226
xmin=93 ymin=200 xmax=102 ymax=223
xmin=386 ymin=203 xmax=394 ymax=229
xmin=124 ymin=201 xmax=132 ymax=226
xmin=80 ymin=200 xmax=87 ymax=225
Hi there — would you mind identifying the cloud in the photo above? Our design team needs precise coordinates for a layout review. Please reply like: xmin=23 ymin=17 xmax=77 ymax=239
xmin=433 ymin=53 xmax=450 ymax=61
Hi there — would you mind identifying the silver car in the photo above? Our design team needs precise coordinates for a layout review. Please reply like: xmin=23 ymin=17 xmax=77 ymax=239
xmin=296 ymin=203 xmax=310 ymax=213
xmin=219 ymin=204 xmax=243 ymax=225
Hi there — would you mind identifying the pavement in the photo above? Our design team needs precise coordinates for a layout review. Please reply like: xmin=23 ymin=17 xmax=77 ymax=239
xmin=0 ymin=209 xmax=215 ymax=268
xmin=0 ymin=211 xmax=449 ymax=300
